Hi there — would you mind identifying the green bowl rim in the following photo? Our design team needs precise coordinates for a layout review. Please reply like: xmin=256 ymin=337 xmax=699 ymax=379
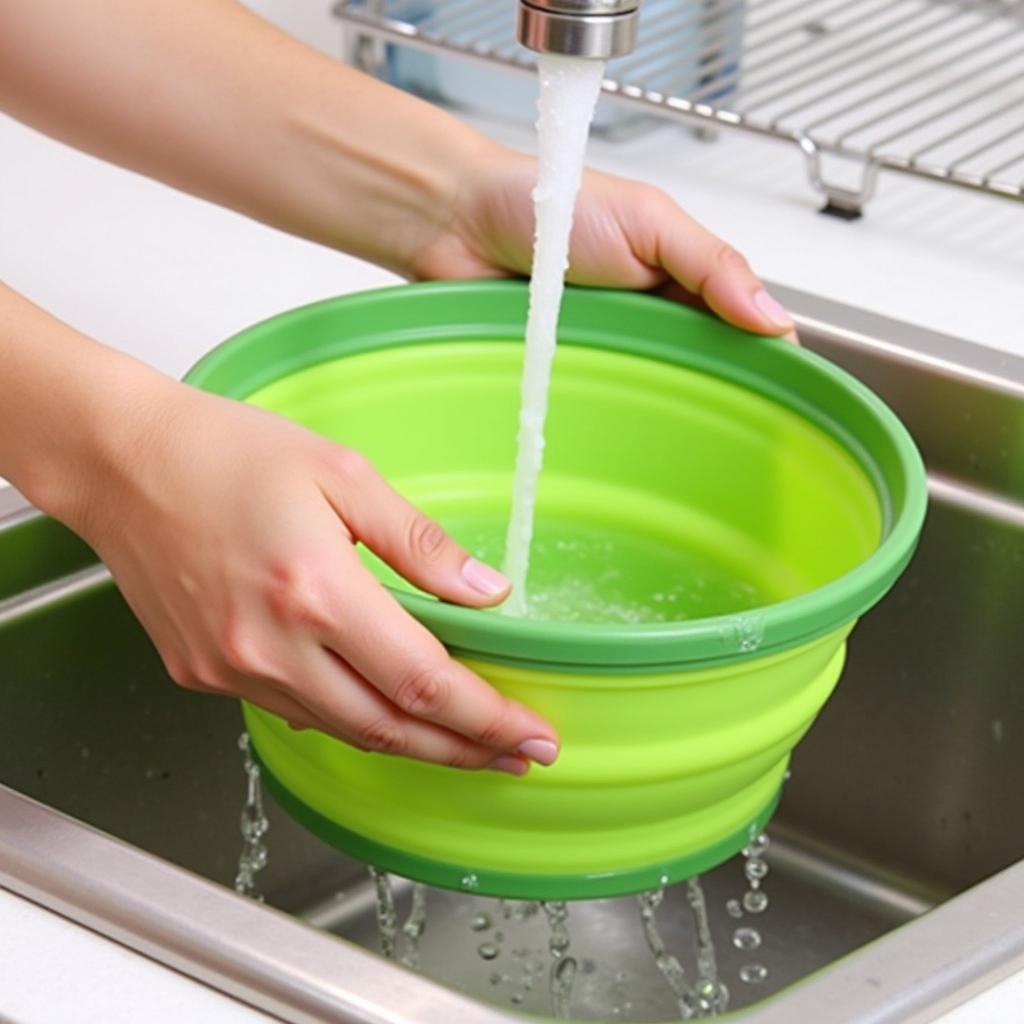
xmin=253 ymin=746 xmax=780 ymax=901
xmin=185 ymin=280 xmax=927 ymax=672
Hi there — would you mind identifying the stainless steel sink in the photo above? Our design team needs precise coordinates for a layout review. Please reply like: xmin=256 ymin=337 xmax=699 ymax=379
xmin=2 ymin=287 xmax=1023 ymax=1023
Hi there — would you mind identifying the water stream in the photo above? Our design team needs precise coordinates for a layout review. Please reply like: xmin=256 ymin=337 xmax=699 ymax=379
xmin=234 ymin=732 xmax=269 ymax=901
xmin=686 ymin=878 xmax=729 ymax=1015
xmin=400 ymin=883 xmax=429 ymax=969
xmin=542 ymin=900 xmax=578 ymax=1018
xmin=729 ymin=832 xmax=771 ymax=989
xmin=369 ymin=867 xmax=399 ymax=960
xmin=501 ymin=53 xmax=606 ymax=616
xmin=636 ymin=887 xmax=698 ymax=1019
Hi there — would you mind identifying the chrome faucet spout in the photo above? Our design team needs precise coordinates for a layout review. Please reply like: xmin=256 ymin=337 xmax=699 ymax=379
xmin=517 ymin=0 xmax=640 ymax=59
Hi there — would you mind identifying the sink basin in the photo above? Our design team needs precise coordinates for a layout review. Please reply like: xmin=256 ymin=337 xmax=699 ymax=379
xmin=1 ymin=287 xmax=1023 ymax=1023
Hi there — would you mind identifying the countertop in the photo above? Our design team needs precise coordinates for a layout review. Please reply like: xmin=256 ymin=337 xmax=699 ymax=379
xmin=1 ymin=3 xmax=1023 ymax=1022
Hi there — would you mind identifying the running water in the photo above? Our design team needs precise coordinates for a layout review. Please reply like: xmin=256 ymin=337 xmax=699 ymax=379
xmin=369 ymin=867 xmax=399 ymax=960
xmin=400 ymin=883 xmax=429 ymax=969
xmin=501 ymin=54 xmax=606 ymax=616
xmin=542 ymin=900 xmax=578 ymax=1018
xmin=636 ymin=888 xmax=698 ymax=1020
xmin=234 ymin=732 xmax=269 ymax=901
xmin=730 ymin=832 xmax=771 ymax=988
xmin=686 ymin=878 xmax=729 ymax=1015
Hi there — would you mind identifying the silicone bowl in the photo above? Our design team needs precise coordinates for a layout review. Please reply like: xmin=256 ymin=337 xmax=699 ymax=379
xmin=185 ymin=281 xmax=926 ymax=900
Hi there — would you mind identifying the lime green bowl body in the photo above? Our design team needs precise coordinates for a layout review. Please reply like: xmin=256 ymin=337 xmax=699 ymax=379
xmin=185 ymin=281 xmax=926 ymax=901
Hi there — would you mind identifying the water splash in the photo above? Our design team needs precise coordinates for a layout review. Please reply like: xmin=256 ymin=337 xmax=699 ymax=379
xmin=369 ymin=867 xmax=398 ymax=960
xmin=234 ymin=732 xmax=269 ymax=901
xmin=400 ymin=883 xmax=428 ymax=970
xmin=502 ymin=54 xmax=606 ymax=616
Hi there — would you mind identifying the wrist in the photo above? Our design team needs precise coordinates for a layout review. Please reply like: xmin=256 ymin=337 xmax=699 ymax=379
xmin=285 ymin=65 xmax=505 ymax=277
xmin=6 ymin=325 xmax=179 ymax=539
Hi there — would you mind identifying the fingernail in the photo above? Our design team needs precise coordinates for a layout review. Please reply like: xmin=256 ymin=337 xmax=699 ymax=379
xmin=461 ymin=557 xmax=511 ymax=596
xmin=753 ymin=289 xmax=794 ymax=329
xmin=489 ymin=755 xmax=529 ymax=776
xmin=518 ymin=738 xmax=559 ymax=766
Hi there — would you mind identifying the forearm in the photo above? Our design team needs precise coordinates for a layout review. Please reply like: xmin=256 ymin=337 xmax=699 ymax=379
xmin=0 ymin=280 xmax=173 ymax=526
xmin=0 ymin=0 xmax=494 ymax=275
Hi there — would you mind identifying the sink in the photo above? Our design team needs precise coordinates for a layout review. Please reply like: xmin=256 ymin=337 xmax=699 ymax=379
xmin=2 ymin=287 xmax=1023 ymax=1023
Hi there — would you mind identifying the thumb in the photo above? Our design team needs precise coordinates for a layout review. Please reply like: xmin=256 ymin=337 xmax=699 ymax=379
xmin=319 ymin=448 xmax=511 ymax=608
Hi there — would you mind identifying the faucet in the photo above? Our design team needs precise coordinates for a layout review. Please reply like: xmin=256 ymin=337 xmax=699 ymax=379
xmin=517 ymin=0 xmax=640 ymax=59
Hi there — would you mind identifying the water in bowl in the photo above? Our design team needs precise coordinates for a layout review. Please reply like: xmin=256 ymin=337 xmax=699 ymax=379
xmin=460 ymin=515 xmax=768 ymax=625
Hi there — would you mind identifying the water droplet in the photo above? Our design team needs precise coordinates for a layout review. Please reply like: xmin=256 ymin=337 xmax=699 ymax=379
xmin=696 ymin=977 xmax=728 ymax=1006
xmin=471 ymin=912 xmax=492 ymax=932
xmin=740 ymin=963 xmax=768 ymax=984
xmin=490 ymin=971 xmax=503 ymax=986
xmin=749 ymin=832 xmax=770 ymax=854
xmin=582 ymin=958 xmax=597 ymax=975
xmin=726 ymin=899 xmax=743 ymax=918
xmin=478 ymin=942 xmax=500 ymax=960
xmin=510 ymin=992 xmax=524 ymax=1005
xmin=460 ymin=873 xmax=479 ymax=890
xmin=743 ymin=890 xmax=769 ymax=914
xmin=733 ymin=927 xmax=761 ymax=951
xmin=745 ymin=857 xmax=769 ymax=882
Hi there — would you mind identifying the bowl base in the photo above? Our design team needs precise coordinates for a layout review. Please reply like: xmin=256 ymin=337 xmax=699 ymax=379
xmin=252 ymin=747 xmax=781 ymax=902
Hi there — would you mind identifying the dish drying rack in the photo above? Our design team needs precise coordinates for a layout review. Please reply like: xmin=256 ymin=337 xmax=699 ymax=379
xmin=333 ymin=0 xmax=1024 ymax=217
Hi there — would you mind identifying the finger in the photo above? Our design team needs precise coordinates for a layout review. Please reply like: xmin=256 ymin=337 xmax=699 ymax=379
xmin=321 ymin=547 xmax=560 ymax=764
xmin=240 ymin=677 xmax=331 ymax=733
xmin=287 ymin=646 xmax=531 ymax=774
xmin=656 ymin=280 xmax=802 ymax=346
xmin=645 ymin=197 xmax=795 ymax=337
xmin=319 ymin=449 xmax=511 ymax=608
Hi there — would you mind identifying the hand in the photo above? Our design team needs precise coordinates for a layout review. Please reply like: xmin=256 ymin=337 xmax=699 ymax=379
xmin=66 ymin=373 xmax=559 ymax=774
xmin=410 ymin=147 xmax=798 ymax=341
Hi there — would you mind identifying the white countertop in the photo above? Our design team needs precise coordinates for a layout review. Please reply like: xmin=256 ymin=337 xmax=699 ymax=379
xmin=1 ymin=4 xmax=1023 ymax=1022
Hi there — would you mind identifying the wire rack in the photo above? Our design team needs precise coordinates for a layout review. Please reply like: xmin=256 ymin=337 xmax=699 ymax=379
xmin=334 ymin=0 xmax=1024 ymax=216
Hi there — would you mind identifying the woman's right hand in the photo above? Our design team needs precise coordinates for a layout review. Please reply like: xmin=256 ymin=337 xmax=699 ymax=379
xmin=57 ymin=373 xmax=560 ymax=776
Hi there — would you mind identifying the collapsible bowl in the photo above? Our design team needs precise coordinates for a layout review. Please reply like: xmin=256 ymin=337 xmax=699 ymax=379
xmin=185 ymin=281 xmax=926 ymax=900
